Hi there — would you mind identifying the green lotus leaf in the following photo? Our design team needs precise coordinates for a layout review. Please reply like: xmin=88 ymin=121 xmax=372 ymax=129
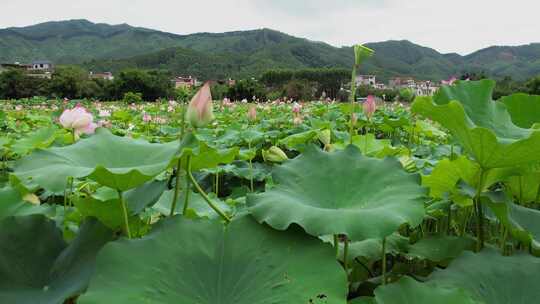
xmin=180 ymin=140 xmax=239 ymax=171
xmin=334 ymin=134 xmax=396 ymax=157
xmin=430 ymin=249 xmax=540 ymax=304
xmin=221 ymin=161 xmax=272 ymax=182
xmin=278 ymin=130 xmax=318 ymax=151
xmin=11 ymin=126 xmax=58 ymax=156
xmin=93 ymin=180 xmax=168 ymax=215
xmin=247 ymin=145 xmax=426 ymax=241
xmin=501 ymin=93 xmax=540 ymax=128
xmin=0 ymin=215 xmax=112 ymax=304
xmin=13 ymin=128 xmax=179 ymax=193
xmin=349 ymin=297 xmax=377 ymax=304
xmin=371 ymin=276 xmax=478 ymax=304
xmin=405 ymin=235 xmax=475 ymax=262
xmin=341 ymin=234 xmax=410 ymax=262
xmin=79 ymin=215 xmax=347 ymax=304
xmin=483 ymin=191 xmax=540 ymax=250
xmin=412 ymin=80 xmax=540 ymax=169
xmin=0 ymin=185 xmax=50 ymax=220
xmin=422 ymin=156 xmax=479 ymax=199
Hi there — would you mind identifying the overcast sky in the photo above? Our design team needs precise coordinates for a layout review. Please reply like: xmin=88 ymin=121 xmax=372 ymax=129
xmin=1 ymin=0 xmax=538 ymax=54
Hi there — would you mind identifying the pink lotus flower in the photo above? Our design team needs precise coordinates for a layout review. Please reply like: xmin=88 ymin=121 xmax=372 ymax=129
xmin=186 ymin=82 xmax=214 ymax=128
xmin=292 ymin=103 xmax=301 ymax=114
xmin=247 ymin=104 xmax=257 ymax=121
xmin=59 ymin=106 xmax=97 ymax=139
xmin=442 ymin=77 xmax=457 ymax=86
xmin=142 ymin=112 xmax=152 ymax=123
xmin=363 ymin=95 xmax=377 ymax=120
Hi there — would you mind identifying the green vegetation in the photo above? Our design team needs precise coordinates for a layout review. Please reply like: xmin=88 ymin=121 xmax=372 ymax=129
xmin=2 ymin=20 xmax=540 ymax=80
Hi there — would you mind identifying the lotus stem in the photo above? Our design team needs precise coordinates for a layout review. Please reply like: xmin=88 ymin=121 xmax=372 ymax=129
xmin=334 ymin=235 xmax=339 ymax=258
xmin=117 ymin=189 xmax=132 ymax=239
xmin=215 ymin=172 xmax=219 ymax=196
xmin=248 ymin=142 xmax=254 ymax=192
xmin=169 ymin=158 xmax=182 ymax=216
xmin=187 ymin=161 xmax=231 ymax=223
xmin=348 ymin=64 xmax=357 ymax=145
xmin=382 ymin=237 xmax=387 ymax=285
xmin=343 ymin=237 xmax=349 ymax=276
xmin=182 ymin=156 xmax=192 ymax=216
xmin=474 ymin=169 xmax=486 ymax=251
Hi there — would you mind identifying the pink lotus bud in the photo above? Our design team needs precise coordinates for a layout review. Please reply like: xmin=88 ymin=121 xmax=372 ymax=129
xmin=363 ymin=95 xmax=377 ymax=119
xmin=292 ymin=103 xmax=301 ymax=114
xmin=186 ymin=82 xmax=214 ymax=128
xmin=351 ymin=113 xmax=358 ymax=126
xmin=247 ymin=104 xmax=257 ymax=121
xmin=142 ymin=112 xmax=152 ymax=123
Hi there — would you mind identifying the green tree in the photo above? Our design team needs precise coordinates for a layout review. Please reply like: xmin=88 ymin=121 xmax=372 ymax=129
xmin=227 ymin=79 xmax=265 ymax=101
xmin=526 ymin=76 xmax=540 ymax=95
xmin=48 ymin=66 xmax=88 ymax=99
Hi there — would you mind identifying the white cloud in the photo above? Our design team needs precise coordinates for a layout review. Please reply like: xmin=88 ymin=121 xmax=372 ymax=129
xmin=0 ymin=0 xmax=538 ymax=54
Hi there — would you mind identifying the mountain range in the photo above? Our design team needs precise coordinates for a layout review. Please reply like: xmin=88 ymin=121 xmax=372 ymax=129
xmin=1 ymin=19 xmax=539 ymax=81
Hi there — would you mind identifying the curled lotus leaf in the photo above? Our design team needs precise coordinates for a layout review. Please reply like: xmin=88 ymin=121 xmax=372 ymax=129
xmin=247 ymin=145 xmax=426 ymax=241
xmin=412 ymin=80 xmax=540 ymax=169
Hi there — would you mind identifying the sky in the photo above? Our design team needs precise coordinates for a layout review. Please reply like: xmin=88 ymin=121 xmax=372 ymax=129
xmin=1 ymin=0 xmax=539 ymax=55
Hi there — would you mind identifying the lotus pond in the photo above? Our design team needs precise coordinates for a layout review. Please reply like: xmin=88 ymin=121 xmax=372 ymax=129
xmin=1 ymin=79 xmax=540 ymax=303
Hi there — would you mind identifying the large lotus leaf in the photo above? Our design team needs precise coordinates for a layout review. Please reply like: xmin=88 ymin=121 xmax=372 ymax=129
xmin=412 ymin=80 xmax=540 ymax=169
xmin=334 ymin=134 xmax=396 ymax=157
xmin=371 ymin=276 xmax=478 ymax=304
xmin=338 ymin=234 xmax=410 ymax=262
xmin=93 ymin=180 xmax=168 ymax=215
xmin=430 ymin=249 xmax=540 ymax=304
xmin=405 ymin=235 xmax=475 ymax=262
xmin=0 ymin=215 xmax=112 ymax=304
xmin=73 ymin=196 xmax=144 ymax=233
xmin=0 ymin=185 xmax=50 ymax=220
xmin=221 ymin=161 xmax=272 ymax=182
xmin=278 ymin=130 xmax=318 ymax=151
xmin=13 ymin=128 xmax=179 ymax=193
xmin=79 ymin=215 xmax=347 ymax=304
xmin=11 ymin=126 xmax=58 ymax=156
xmin=422 ymin=156 xmax=479 ymax=198
xmin=247 ymin=145 xmax=426 ymax=241
xmin=506 ymin=173 xmax=540 ymax=204
xmin=483 ymin=191 xmax=540 ymax=249
xmin=501 ymin=93 xmax=540 ymax=128
xmin=154 ymin=189 xmax=231 ymax=219
xmin=180 ymin=140 xmax=239 ymax=171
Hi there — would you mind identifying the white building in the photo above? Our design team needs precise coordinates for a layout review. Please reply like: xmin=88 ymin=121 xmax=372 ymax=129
xmin=356 ymin=75 xmax=376 ymax=86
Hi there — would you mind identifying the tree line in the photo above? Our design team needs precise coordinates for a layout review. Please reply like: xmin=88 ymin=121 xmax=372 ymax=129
xmin=1 ymin=65 xmax=539 ymax=102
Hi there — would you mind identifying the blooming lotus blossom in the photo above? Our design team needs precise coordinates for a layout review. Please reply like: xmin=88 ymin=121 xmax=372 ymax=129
xmin=186 ymin=82 xmax=214 ymax=128
xmin=293 ymin=116 xmax=303 ymax=125
xmin=363 ymin=95 xmax=377 ymax=120
xmin=247 ymin=104 xmax=257 ymax=121
xmin=59 ymin=106 xmax=97 ymax=139
xmin=442 ymin=77 xmax=458 ymax=86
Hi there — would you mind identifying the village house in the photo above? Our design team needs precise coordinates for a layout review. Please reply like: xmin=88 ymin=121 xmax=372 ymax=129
xmin=0 ymin=61 xmax=54 ymax=79
xmin=89 ymin=71 xmax=114 ymax=81
xmin=29 ymin=60 xmax=54 ymax=72
xmin=355 ymin=75 xmax=377 ymax=86
xmin=172 ymin=76 xmax=198 ymax=89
